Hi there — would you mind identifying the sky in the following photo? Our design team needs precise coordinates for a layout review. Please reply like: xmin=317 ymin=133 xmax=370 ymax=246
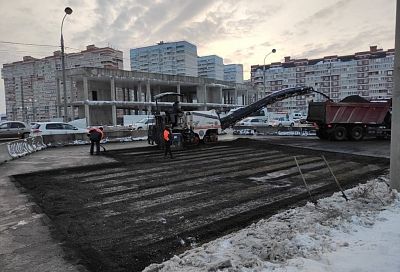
xmin=0 ymin=0 xmax=396 ymax=114
xmin=143 ymin=177 xmax=400 ymax=272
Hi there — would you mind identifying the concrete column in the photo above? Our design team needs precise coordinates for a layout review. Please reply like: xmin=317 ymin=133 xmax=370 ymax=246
xmin=234 ymin=88 xmax=238 ymax=105
xmin=138 ymin=83 xmax=143 ymax=114
xmin=177 ymin=83 xmax=181 ymax=102
xmin=390 ymin=0 xmax=400 ymax=190
xmin=111 ymin=77 xmax=117 ymax=126
xmin=122 ymin=87 xmax=126 ymax=115
xmin=127 ymin=88 xmax=132 ymax=115
xmin=246 ymin=90 xmax=249 ymax=105
xmin=146 ymin=80 xmax=151 ymax=112
xmin=56 ymin=78 xmax=61 ymax=118
xmin=219 ymin=87 xmax=223 ymax=105
xmin=83 ymin=77 xmax=90 ymax=126
xmin=146 ymin=80 xmax=151 ymax=101
xmin=70 ymin=77 xmax=74 ymax=120
xmin=202 ymin=84 xmax=207 ymax=110
xmin=138 ymin=83 xmax=142 ymax=101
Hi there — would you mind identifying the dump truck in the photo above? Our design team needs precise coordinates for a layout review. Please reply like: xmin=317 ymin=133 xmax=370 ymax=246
xmin=307 ymin=95 xmax=391 ymax=141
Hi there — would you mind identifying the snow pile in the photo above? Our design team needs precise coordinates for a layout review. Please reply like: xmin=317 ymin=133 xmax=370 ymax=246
xmin=144 ymin=176 xmax=399 ymax=272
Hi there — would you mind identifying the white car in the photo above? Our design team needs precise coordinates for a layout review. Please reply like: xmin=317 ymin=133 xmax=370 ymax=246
xmin=131 ymin=117 xmax=155 ymax=130
xmin=236 ymin=117 xmax=268 ymax=127
xmin=32 ymin=122 xmax=88 ymax=136
xmin=267 ymin=118 xmax=295 ymax=127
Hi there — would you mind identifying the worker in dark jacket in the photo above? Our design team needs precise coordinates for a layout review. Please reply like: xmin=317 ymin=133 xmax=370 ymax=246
xmin=163 ymin=125 xmax=173 ymax=159
xmin=88 ymin=127 xmax=104 ymax=155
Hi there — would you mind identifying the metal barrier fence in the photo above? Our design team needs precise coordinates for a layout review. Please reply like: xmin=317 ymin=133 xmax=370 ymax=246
xmin=233 ymin=125 xmax=316 ymax=136
xmin=0 ymin=130 xmax=148 ymax=164
xmin=0 ymin=136 xmax=47 ymax=163
xmin=41 ymin=130 xmax=148 ymax=146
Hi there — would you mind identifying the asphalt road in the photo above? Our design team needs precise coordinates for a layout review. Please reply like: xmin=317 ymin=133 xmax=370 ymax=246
xmin=0 ymin=135 xmax=391 ymax=272
xmin=9 ymin=136 xmax=390 ymax=271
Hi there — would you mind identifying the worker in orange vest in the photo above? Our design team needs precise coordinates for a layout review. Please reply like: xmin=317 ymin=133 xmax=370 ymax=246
xmin=163 ymin=125 xmax=173 ymax=159
xmin=88 ymin=127 xmax=104 ymax=155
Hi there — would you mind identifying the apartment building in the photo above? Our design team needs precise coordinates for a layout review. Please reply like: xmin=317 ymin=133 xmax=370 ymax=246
xmin=1 ymin=45 xmax=123 ymax=122
xmin=251 ymin=46 xmax=394 ymax=114
xmin=198 ymin=55 xmax=224 ymax=80
xmin=130 ymin=41 xmax=198 ymax=77
xmin=224 ymin=64 xmax=244 ymax=83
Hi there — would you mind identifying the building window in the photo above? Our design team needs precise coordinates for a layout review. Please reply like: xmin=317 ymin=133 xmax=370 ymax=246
xmin=92 ymin=91 xmax=98 ymax=101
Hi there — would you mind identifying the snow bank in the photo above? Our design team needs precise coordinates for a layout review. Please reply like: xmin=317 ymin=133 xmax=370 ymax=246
xmin=144 ymin=176 xmax=399 ymax=272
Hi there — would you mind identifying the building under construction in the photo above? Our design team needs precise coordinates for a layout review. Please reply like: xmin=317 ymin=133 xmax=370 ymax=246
xmin=59 ymin=67 xmax=258 ymax=126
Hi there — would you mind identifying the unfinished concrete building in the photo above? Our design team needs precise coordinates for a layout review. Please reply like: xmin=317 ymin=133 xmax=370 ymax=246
xmin=59 ymin=67 xmax=258 ymax=126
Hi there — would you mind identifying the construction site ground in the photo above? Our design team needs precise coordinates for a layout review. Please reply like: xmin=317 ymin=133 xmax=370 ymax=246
xmin=0 ymin=134 xmax=390 ymax=272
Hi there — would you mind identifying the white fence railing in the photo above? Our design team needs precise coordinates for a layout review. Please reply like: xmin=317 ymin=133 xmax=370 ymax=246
xmin=0 ymin=130 xmax=148 ymax=164
xmin=0 ymin=136 xmax=47 ymax=163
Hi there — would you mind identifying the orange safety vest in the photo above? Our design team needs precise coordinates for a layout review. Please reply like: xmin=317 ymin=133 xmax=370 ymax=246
xmin=163 ymin=129 xmax=170 ymax=141
xmin=89 ymin=127 xmax=104 ymax=139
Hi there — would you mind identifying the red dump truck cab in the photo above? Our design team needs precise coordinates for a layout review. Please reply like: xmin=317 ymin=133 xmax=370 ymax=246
xmin=307 ymin=97 xmax=391 ymax=141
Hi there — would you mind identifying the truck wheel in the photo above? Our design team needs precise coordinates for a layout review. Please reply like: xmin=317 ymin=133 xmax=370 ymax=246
xmin=350 ymin=126 xmax=364 ymax=141
xmin=194 ymin=135 xmax=200 ymax=145
xmin=334 ymin=126 xmax=347 ymax=141
xmin=210 ymin=133 xmax=218 ymax=142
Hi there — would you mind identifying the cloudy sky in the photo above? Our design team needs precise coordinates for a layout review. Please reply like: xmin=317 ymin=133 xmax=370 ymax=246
xmin=0 ymin=0 xmax=396 ymax=114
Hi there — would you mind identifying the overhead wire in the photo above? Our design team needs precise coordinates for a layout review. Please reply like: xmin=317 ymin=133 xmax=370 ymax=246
xmin=0 ymin=40 xmax=80 ymax=51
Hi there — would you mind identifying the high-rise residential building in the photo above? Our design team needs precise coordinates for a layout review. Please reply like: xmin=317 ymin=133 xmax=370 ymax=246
xmin=130 ymin=41 xmax=198 ymax=77
xmin=251 ymin=46 xmax=394 ymax=114
xmin=224 ymin=64 xmax=244 ymax=83
xmin=198 ymin=55 xmax=224 ymax=80
xmin=1 ymin=45 xmax=123 ymax=122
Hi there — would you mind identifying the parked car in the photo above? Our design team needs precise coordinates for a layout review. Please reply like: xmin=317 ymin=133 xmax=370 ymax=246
xmin=292 ymin=112 xmax=307 ymax=123
xmin=0 ymin=121 xmax=31 ymax=139
xmin=236 ymin=117 xmax=268 ymax=127
xmin=267 ymin=117 xmax=295 ymax=127
xmin=32 ymin=122 xmax=88 ymax=136
xmin=131 ymin=117 xmax=155 ymax=130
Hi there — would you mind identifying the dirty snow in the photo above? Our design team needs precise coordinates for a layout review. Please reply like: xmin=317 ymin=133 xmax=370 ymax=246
xmin=144 ymin=176 xmax=400 ymax=272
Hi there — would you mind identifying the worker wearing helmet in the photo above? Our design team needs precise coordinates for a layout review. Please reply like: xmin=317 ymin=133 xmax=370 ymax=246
xmin=88 ymin=126 xmax=104 ymax=155
xmin=163 ymin=125 xmax=173 ymax=159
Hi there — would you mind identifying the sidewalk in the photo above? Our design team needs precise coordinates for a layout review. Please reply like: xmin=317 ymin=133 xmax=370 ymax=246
xmin=0 ymin=140 xmax=149 ymax=272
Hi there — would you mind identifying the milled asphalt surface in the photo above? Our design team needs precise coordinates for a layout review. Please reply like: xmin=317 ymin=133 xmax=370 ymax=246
xmin=0 ymin=134 xmax=391 ymax=271
xmin=0 ymin=140 xmax=150 ymax=272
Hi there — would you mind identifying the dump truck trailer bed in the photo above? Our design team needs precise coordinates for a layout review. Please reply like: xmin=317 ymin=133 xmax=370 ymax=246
xmin=307 ymin=98 xmax=391 ymax=141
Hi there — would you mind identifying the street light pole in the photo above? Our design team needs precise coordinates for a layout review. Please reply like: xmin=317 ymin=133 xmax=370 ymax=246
xmin=61 ymin=7 xmax=72 ymax=122
xmin=263 ymin=48 xmax=276 ymax=96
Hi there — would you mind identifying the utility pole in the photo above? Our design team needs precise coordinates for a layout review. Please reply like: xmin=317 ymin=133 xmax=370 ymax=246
xmin=60 ymin=7 xmax=73 ymax=122
xmin=390 ymin=0 xmax=400 ymax=190
xmin=263 ymin=49 xmax=276 ymax=96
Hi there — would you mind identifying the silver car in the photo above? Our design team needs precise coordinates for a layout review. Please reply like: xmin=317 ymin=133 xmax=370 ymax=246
xmin=0 ymin=121 xmax=31 ymax=139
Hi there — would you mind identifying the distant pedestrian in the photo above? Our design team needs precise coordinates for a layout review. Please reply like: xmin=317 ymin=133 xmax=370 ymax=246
xmin=163 ymin=125 xmax=173 ymax=159
xmin=88 ymin=126 xmax=104 ymax=155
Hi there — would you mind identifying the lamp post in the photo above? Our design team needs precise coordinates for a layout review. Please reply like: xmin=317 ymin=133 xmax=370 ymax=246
xmin=263 ymin=48 xmax=276 ymax=96
xmin=61 ymin=7 xmax=72 ymax=122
